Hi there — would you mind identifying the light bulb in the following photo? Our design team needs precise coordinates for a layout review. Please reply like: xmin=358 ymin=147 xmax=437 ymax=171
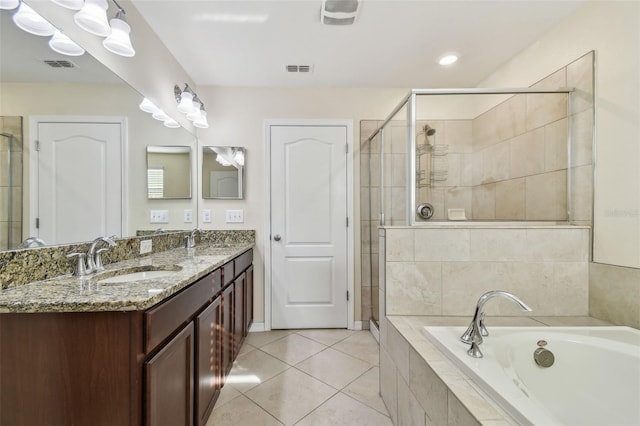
xmin=139 ymin=98 xmax=160 ymax=114
xmin=186 ymin=101 xmax=202 ymax=121
xmin=103 ymin=13 xmax=135 ymax=57
xmin=13 ymin=3 xmax=56 ymax=36
xmin=163 ymin=119 xmax=180 ymax=129
xmin=193 ymin=110 xmax=209 ymax=128
xmin=177 ymin=90 xmax=194 ymax=113
xmin=51 ymin=0 xmax=84 ymax=10
xmin=49 ymin=30 xmax=85 ymax=56
xmin=216 ymin=154 xmax=231 ymax=167
xmin=152 ymin=110 xmax=169 ymax=121
xmin=234 ymin=150 xmax=244 ymax=166
xmin=0 ymin=0 xmax=20 ymax=10
xmin=74 ymin=0 xmax=111 ymax=37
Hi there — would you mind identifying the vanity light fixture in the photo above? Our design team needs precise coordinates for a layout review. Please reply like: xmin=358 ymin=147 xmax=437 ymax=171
xmin=151 ymin=109 xmax=170 ymax=122
xmin=139 ymin=98 xmax=161 ymax=114
xmin=174 ymin=84 xmax=210 ymax=129
xmin=102 ymin=8 xmax=135 ymax=57
xmin=163 ymin=118 xmax=180 ymax=129
xmin=12 ymin=2 xmax=56 ymax=36
xmin=0 ymin=0 xmax=19 ymax=10
xmin=74 ymin=0 xmax=111 ymax=37
xmin=139 ymin=97 xmax=181 ymax=128
xmin=233 ymin=148 xmax=244 ymax=166
xmin=51 ymin=0 xmax=84 ymax=10
xmin=49 ymin=29 xmax=85 ymax=56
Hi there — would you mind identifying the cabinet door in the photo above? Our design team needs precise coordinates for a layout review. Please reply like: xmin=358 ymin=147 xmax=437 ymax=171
xmin=233 ymin=273 xmax=245 ymax=357
xmin=195 ymin=296 xmax=221 ymax=426
xmin=245 ymin=265 xmax=254 ymax=336
xmin=146 ymin=323 xmax=194 ymax=426
xmin=221 ymin=284 xmax=234 ymax=379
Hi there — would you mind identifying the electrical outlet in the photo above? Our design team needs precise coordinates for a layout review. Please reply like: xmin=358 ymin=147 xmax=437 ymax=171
xmin=183 ymin=209 xmax=193 ymax=223
xmin=225 ymin=209 xmax=244 ymax=223
xmin=140 ymin=239 xmax=152 ymax=254
xmin=202 ymin=209 xmax=212 ymax=223
xmin=150 ymin=210 xmax=169 ymax=223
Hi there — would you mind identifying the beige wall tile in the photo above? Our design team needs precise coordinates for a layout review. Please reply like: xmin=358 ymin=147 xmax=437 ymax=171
xmin=570 ymin=108 xmax=594 ymax=167
xmin=470 ymin=229 xmax=527 ymax=261
xmin=495 ymin=178 xmax=526 ymax=220
xmin=391 ymin=153 xmax=407 ymax=187
xmin=567 ymin=52 xmax=594 ymax=114
xmin=386 ymin=229 xmax=414 ymax=261
xmin=391 ymin=187 xmax=407 ymax=223
xmin=472 ymin=183 xmax=496 ymax=219
xmin=472 ymin=108 xmax=498 ymax=150
xmin=525 ymin=170 xmax=567 ymax=220
xmin=441 ymin=262 xmax=512 ymax=315
xmin=510 ymin=128 xmax=545 ymax=178
xmin=445 ymin=377 xmax=506 ymax=422
xmin=496 ymin=94 xmax=526 ymax=142
xmin=526 ymin=69 xmax=568 ymax=131
xmin=388 ymin=324 xmax=410 ymax=383
xmin=397 ymin=375 xmax=426 ymax=426
xmin=570 ymin=164 xmax=593 ymax=222
xmin=445 ymin=120 xmax=473 ymax=154
xmin=459 ymin=153 xmax=474 ymax=186
xmin=380 ymin=347 xmax=398 ymax=425
xmin=544 ymin=118 xmax=568 ymax=172
xmin=446 ymin=153 xmax=462 ymax=187
xmin=408 ymin=348 xmax=448 ymax=426
xmin=390 ymin=123 xmax=408 ymax=154
xmin=386 ymin=262 xmax=442 ymax=315
xmin=590 ymin=263 xmax=640 ymax=329
xmin=471 ymin=151 xmax=483 ymax=186
xmin=415 ymin=229 xmax=470 ymax=261
xmin=525 ymin=228 xmax=589 ymax=261
xmin=445 ymin=187 xmax=472 ymax=220
xmin=482 ymin=141 xmax=510 ymax=183
xmin=447 ymin=392 xmax=481 ymax=426
xmin=0 ymin=152 xmax=9 ymax=187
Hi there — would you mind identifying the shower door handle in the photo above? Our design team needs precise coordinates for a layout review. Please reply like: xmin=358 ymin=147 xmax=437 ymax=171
xmin=273 ymin=234 xmax=281 ymax=241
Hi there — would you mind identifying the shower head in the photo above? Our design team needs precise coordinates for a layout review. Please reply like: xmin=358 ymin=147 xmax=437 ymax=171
xmin=423 ymin=125 xmax=436 ymax=136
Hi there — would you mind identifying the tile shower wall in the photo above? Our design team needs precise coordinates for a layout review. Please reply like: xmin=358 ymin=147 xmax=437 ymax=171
xmin=589 ymin=263 xmax=640 ymax=329
xmin=0 ymin=116 xmax=23 ymax=250
xmin=383 ymin=226 xmax=590 ymax=316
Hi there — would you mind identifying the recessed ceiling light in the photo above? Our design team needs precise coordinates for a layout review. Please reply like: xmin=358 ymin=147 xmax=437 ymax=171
xmin=438 ymin=54 xmax=459 ymax=66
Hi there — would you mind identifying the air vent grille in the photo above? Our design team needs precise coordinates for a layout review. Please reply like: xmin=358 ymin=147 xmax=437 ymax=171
xmin=43 ymin=60 xmax=77 ymax=68
xmin=285 ymin=64 xmax=313 ymax=73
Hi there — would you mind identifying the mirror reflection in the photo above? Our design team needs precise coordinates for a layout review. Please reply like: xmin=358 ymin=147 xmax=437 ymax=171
xmin=147 ymin=146 xmax=192 ymax=199
xmin=0 ymin=9 xmax=196 ymax=250
xmin=202 ymin=147 xmax=245 ymax=199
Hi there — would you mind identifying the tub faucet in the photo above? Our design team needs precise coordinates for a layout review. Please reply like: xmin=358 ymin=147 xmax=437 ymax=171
xmin=460 ymin=290 xmax=532 ymax=358
xmin=185 ymin=228 xmax=201 ymax=248
xmin=86 ymin=236 xmax=117 ymax=273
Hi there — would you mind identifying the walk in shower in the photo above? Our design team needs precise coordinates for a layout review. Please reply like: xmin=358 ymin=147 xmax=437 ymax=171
xmin=361 ymin=51 xmax=596 ymax=330
xmin=1 ymin=117 xmax=24 ymax=250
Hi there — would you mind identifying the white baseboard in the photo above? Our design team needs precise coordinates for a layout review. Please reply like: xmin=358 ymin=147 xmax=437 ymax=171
xmin=369 ymin=319 xmax=380 ymax=343
xmin=249 ymin=322 xmax=265 ymax=332
xmin=351 ymin=321 xmax=363 ymax=331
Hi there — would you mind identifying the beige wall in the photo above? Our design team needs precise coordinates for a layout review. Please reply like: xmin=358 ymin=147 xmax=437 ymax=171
xmin=478 ymin=1 xmax=640 ymax=269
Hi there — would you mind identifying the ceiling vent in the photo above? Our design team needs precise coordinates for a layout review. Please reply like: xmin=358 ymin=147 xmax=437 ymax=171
xmin=286 ymin=65 xmax=313 ymax=73
xmin=43 ymin=59 xmax=77 ymax=68
xmin=321 ymin=0 xmax=360 ymax=25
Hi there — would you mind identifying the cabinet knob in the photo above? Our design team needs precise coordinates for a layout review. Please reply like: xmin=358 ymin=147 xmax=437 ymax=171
xmin=273 ymin=234 xmax=281 ymax=241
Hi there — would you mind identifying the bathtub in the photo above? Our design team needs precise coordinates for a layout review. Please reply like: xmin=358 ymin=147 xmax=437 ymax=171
xmin=422 ymin=326 xmax=640 ymax=426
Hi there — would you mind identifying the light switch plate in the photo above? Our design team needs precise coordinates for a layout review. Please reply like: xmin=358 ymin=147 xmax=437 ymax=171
xmin=202 ymin=209 xmax=212 ymax=223
xmin=140 ymin=239 xmax=152 ymax=254
xmin=183 ymin=209 xmax=193 ymax=223
xmin=150 ymin=210 xmax=169 ymax=223
xmin=225 ymin=209 xmax=244 ymax=223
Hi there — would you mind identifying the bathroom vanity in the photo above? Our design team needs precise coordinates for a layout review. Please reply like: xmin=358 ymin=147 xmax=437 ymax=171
xmin=0 ymin=243 xmax=253 ymax=426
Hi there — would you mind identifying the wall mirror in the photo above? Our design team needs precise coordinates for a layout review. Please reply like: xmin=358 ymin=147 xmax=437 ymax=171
xmin=0 ymin=9 xmax=196 ymax=249
xmin=147 ymin=146 xmax=192 ymax=199
xmin=202 ymin=147 xmax=245 ymax=199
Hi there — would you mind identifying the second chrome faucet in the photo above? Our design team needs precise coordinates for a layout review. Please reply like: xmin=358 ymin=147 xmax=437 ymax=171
xmin=460 ymin=290 xmax=532 ymax=358
xmin=67 ymin=236 xmax=117 ymax=277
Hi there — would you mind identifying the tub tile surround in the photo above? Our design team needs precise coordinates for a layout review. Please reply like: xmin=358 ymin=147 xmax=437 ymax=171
xmin=590 ymin=263 xmax=640 ymax=329
xmin=0 ymin=230 xmax=255 ymax=289
xmin=383 ymin=226 xmax=590 ymax=317
xmin=379 ymin=315 xmax=611 ymax=426
xmin=0 ymin=116 xmax=23 ymax=251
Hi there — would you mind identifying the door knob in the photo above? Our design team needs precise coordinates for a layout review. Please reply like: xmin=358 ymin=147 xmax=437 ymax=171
xmin=273 ymin=234 xmax=281 ymax=241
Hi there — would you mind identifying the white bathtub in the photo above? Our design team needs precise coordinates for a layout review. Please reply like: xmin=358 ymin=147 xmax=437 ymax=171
xmin=422 ymin=326 xmax=640 ymax=426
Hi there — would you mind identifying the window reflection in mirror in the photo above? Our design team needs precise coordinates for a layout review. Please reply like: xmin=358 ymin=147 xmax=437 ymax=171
xmin=202 ymin=147 xmax=245 ymax=199
xmin=146 ymin=146 xmax=192 ymax=199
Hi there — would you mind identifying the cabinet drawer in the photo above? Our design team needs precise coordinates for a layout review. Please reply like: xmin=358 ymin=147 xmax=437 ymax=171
xmin=145 ymin=270 xmax=220 ymax=353
xmin=234 ymin=249 xmax=253 ymax=275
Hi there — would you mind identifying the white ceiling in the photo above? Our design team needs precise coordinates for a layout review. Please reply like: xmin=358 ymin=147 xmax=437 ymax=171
xmin=132 ymin=0 xmax=585 ymax=88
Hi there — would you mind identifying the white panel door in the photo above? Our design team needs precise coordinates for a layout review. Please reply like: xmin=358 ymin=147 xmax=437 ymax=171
xmin=37 ymin=121 xmax=122 ymax=244
xmin=271 ymin=125 xmax=348 ymax=329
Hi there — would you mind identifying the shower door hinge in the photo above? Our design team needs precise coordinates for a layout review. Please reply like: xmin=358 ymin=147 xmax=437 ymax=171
xmin=346 ymin=291 xmax=349 ymax=301
xmin=35 ymin=140 xmax=40 ymax=151
xmin=35 ymin=218 xmax=39 ymax=229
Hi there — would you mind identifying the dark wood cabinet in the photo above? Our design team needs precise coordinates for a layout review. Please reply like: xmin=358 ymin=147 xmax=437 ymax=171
xmin=0 ymin=248 xmax=253 ymax=426
xmin=146 ymin=323 xmax=195 ymax=426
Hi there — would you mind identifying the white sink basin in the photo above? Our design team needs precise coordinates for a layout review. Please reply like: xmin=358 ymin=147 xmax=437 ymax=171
xmin=98 ymin=265 xmax=182 ymax=284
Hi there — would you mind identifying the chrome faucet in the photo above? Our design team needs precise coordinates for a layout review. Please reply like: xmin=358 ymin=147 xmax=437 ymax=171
xmin=18 ymin=237 xmax=47 ymax=248
xmin=185 ymin=228 xmax=201 ymax=248
xmin=460 ymin=290 xmax=532 ymax=358
xmin=86 ymin=236 xmax=117 ymax=273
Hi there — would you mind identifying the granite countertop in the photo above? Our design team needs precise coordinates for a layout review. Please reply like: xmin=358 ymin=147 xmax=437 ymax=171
xmin=0 ymin=242 xmax=254 ymax=314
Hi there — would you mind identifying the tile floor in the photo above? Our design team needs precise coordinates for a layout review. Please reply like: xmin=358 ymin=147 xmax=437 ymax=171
xmin=207 ymin=329 xmax=392 ymax=426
